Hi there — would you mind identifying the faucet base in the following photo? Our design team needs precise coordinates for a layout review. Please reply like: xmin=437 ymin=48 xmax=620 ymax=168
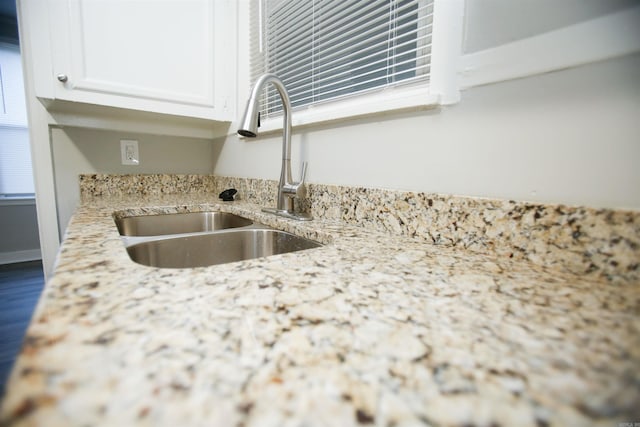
xmin=262 ymin=207 xmax=312 ymax=221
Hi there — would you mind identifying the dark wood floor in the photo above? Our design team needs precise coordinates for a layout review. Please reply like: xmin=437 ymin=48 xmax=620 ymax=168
xmin=0 ymin=261 xmax=45 ymax=398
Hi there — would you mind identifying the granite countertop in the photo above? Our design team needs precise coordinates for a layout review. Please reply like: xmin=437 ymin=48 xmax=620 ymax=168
xmin=1 ymin=193 xmax=639 ymax=426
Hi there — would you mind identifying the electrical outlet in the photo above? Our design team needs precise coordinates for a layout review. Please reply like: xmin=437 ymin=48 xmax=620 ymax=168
xmin=120 ymin=140 xmax=139 ymax=165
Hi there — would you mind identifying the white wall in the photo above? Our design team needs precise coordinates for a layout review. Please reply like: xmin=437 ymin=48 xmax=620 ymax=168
xmin=462 ymin=0 xmax=638 ymax=53
xmin=213 ymin=1 xmax=640 ymax=210
xmin=0 ymin=200 xmax=40 ymax=264
xmin=51 ymin=127 xmax=218 ymax=236
xmin=213 ymin=53 xmax=640 ymax=210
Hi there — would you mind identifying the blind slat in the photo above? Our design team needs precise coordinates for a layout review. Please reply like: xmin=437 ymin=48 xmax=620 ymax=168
xmin=266 ymin=54 xmax=432 ymax=107
xmin=272 ymin=35 xmax=432 ymax=98
xmin=266 ymin=2 xmax=431 ymax=78
xmin=0 ymin=47 xmax=34 ymax=195
xmin=266 ymin=0 xmax=312 ymax=29
xmin=267 ymin=10 xmax=430 ymax=81
xmin=269 ymin=25 xmax=432 ymax=92
xmin=314 ymin=0 xmax=430 ymax=47
xmin=252 ymin=0 xmax=434 ymax=117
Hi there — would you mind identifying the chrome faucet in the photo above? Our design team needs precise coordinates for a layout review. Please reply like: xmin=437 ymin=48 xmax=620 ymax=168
xmin=237 ymin=73 xmax=311 ymax=221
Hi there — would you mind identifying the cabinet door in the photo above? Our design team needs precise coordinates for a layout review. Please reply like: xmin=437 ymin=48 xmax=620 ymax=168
xmin=46 ymin=0 xmax=234 ymax=120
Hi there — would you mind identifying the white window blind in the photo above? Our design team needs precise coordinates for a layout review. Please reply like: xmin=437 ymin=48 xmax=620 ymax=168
xmin=0 ymin=45 xmax=34 ymax=197
xmin=0 ymin=127 xmax=34 ymax=196
xmin=251 ymin=0 xmax=434 ymax=118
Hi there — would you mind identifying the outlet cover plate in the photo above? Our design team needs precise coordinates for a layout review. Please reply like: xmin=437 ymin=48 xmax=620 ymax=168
xmin=120 ymin=140 xmax=139 ymax=165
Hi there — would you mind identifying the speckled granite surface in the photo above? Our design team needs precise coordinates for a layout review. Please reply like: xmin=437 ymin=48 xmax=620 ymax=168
xmin=81 ymin=174 xmax=640 ymax=283
xmin=79 ymin=174 xmax=218 ymax=197
xmin=211 ymin=175 xmax=639 ymax=284
xmin=1 ymin=177 xmax=639 ymax=426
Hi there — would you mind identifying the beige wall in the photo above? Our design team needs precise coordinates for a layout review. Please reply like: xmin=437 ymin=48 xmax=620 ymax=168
xmin=51 ymin=127 xmax=218 ymax=235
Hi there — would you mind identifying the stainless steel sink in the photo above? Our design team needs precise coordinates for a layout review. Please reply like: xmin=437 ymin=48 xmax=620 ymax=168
xmin=126 ymin=229 xmax=322 ymax=268
xmin=115 ymin=212 xmax=253 ymax=236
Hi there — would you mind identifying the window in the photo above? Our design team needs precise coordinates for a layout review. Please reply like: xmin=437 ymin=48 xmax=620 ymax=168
xmin=249 ymin=0 xmax=461 ymax=126
xmin=0 ymin=44 xmax=34 ymax=198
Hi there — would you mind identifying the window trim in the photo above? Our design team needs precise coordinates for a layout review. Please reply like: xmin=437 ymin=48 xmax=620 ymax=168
xmin=0 ymin=44 xmax=35 ymax=196
xmin=244 ymin=0 xmax=464 ymax=134
xmin=0 ymin=195 xmax=36 ymax=206
xmin=457 ymin=5 xmax=640 ymax=89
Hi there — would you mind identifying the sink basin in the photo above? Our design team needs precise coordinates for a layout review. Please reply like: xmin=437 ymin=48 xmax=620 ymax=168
xmin=126 ymin=229 xmax=322 ymax=268
xmin=115 ymin=212 xmax=252 ymax=236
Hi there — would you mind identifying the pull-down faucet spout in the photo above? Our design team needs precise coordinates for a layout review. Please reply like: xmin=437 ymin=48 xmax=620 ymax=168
xmin=238 ymin=73 xmax=311 ymax=220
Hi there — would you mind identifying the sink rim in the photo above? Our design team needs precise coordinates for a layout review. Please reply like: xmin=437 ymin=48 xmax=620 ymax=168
xmin=118 ymin=223 xmax=273 ymax=248
xmin=125 ymin=227 xmax=323 ymax=269
xmin=114 ymin=210 xmax=254 ymax=238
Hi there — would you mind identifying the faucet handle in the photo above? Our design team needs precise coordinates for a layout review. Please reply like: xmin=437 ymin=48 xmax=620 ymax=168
xmin=299 ymin=161 xmax=308 ymax=185
xmin=282 ymin=162 xmax=308 ymax=199
xmin=293 ymin=161 xmax=308 ymax=199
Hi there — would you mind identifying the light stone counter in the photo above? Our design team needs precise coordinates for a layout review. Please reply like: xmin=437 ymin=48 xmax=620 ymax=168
xmin=1 ymin=192 xmax=639 ymax=427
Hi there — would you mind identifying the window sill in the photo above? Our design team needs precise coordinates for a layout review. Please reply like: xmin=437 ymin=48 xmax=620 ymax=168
xmin=0 ymin=195 xmax=37 ymax=206
xmin=240 ymin=85 xmax=442 ymax=136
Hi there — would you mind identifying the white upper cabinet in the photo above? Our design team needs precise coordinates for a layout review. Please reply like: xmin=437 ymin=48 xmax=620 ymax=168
xmin=30 ymin=0 xmax=236 ymax=121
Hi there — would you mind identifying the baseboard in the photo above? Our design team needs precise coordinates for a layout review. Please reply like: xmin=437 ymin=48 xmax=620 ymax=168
xmin=0 ymin=249 xmax=42 ymax=265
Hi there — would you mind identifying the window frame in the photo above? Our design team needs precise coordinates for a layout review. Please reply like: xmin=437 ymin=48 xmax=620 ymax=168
xmin=244 ymin=0 xmax=464 ymax=134
xmin=0 ymin=42 xmax=35 ymax=198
